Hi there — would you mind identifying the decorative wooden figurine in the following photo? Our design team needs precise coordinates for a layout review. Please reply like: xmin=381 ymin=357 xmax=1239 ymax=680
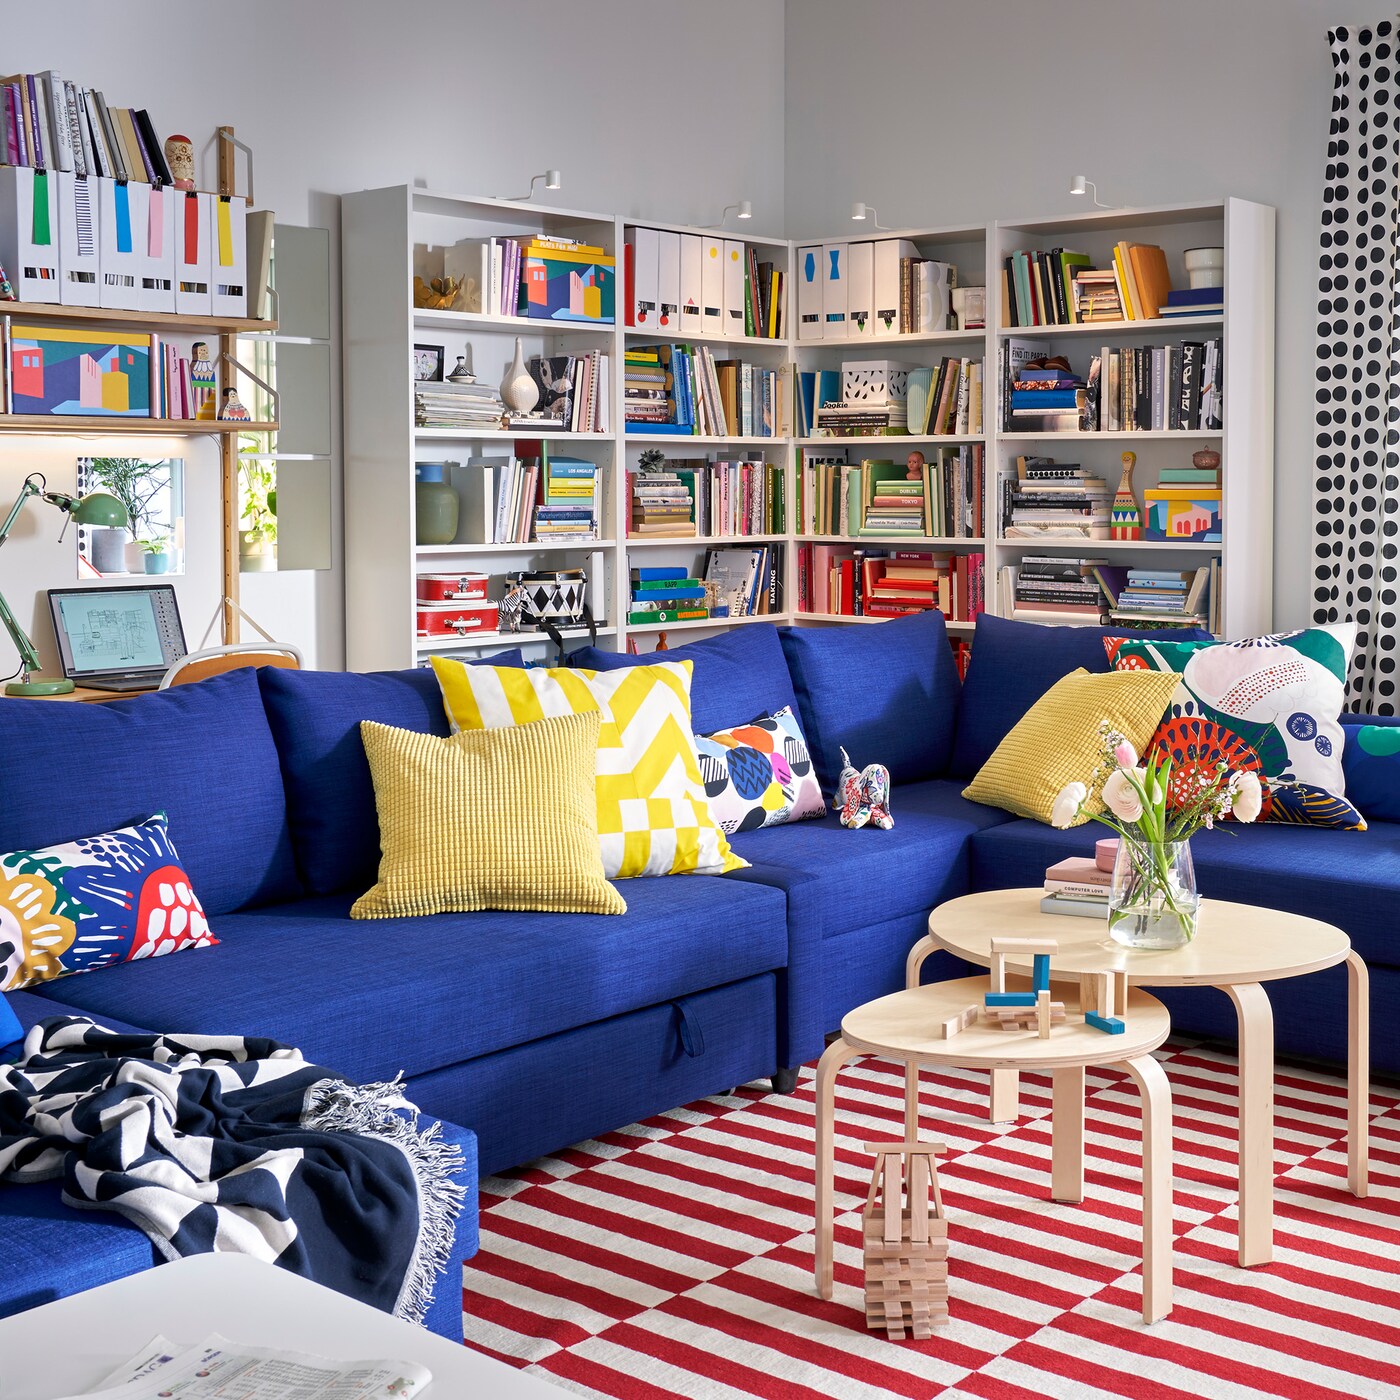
xmin=1110 ymin=451 xmax=1142 ymax=540
xmin=862 ymin=1140 xmax=950 ymax=1340
xmin=984 ymin=938 xmax=1065 ymax=1037
xmin=190 ymin=341 xmax=217 ymax=420
xmin=217 ymin=387 xmax=250 ymax=421
xmin=164 ymin=134 xmax=195 ymax=190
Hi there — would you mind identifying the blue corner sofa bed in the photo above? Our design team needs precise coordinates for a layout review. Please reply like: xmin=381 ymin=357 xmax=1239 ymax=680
xmin=1 ymin=611 xmax=1394 ymax=1337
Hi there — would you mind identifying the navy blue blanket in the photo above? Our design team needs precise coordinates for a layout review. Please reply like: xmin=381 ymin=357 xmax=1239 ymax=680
xmin=0 ymin=1017 xmax=464 ymax=1322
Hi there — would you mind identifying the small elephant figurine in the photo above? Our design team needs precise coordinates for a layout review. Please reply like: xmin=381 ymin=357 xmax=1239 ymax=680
xmin=835 ymin=747 xmax=893 ymax=830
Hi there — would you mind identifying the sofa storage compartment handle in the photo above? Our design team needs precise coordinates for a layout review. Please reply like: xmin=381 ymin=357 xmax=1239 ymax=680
xmin=671 ymin=997 xmax=706 ymax=1058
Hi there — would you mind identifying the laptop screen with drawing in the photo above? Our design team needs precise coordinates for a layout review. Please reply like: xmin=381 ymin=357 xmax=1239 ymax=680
xmin=48 ymin=585 xmax=188 ymax=683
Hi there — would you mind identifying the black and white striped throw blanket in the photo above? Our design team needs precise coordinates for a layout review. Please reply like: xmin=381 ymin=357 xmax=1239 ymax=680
xmin=0 ymin=1018 xmax=465 ymax=1323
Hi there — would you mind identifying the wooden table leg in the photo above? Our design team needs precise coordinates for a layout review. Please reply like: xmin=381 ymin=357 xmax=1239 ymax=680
xmin=814 ymin=1036 xmax=859 ymax=1299
xmin=1051 ymin=1066 xmax=1085 ymax=1203
xmin=905 ymin=934 xmax=937 ymax=989
xmin=1124 ymin=1053 xmax=1173 ymax=1324
xmin=990 ymin=1067 xmax=1019 ymax=1123
xmin=1224 ymin=980 xmax=1274 ymax=1267
xmin=1347 ymin=951 xmax=1370 ymax=1198
xmin=904 ymin=1062 xmax=920 ymax=1139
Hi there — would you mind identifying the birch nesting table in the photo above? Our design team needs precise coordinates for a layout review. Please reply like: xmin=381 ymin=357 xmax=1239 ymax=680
xmin=912 ymin=889 xmax=1370 ymax=1268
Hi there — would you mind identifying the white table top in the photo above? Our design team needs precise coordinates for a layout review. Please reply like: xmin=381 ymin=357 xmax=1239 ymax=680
xmin=928 ymin=889 xmax=1352 ymax=987
xmin=0 ymin=1254 xmax=563 ymax=1400
xmin=840 ymin=975 xmax=1171 ymax=1070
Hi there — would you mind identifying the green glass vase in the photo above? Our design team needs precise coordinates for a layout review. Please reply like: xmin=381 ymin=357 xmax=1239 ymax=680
xmin=415 ymin=463 xmax=459 ymax=545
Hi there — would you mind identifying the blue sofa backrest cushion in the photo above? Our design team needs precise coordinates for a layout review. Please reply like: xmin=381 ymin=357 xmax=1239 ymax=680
xmin=0 ymin=667 xmax=300 ymax=916
xmin=259 ymin=657 xmax=522 ymax=896
xmin=950 ymin=614 xmax=1214 ymax=780
xmin=778 ymin=611 xmax=961 ymax=796
xmin=571 ymin=624 xmax=799 ymax=737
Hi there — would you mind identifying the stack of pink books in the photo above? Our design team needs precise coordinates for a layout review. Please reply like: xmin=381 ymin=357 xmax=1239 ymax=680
xmin=1041 ymin=855 xmax=1111 ymax=919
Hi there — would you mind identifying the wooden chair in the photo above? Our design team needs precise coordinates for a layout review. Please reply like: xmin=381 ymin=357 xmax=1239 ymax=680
xmin=160 ymin=642 xmax=302 ymax=689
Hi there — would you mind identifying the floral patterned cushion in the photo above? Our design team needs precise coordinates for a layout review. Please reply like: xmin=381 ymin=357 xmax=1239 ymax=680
xmin=1103 ymin=625 xmax=1366 ymax=829
xmin=695 ymin=706 xmax=827 ymax=834
xmin=0 ymin=814 xmax=217 ymax=991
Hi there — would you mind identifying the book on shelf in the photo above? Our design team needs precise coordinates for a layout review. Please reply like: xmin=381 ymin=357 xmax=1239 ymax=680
xmin=451 ymin=443 xmax=599 ymax=545
xmin=797 ymin=446 xmax=983 ymax=539
xmin=624 ymin=343 xmax=783 ymax=437
xmin=1002 ymin=242 xmax=1173 ymax=328
xmin=414 ymin=378 xmax=506 ymax=430
xmin=525 ymin=351 xmax=610 ymax=433
xmin=701 ymin=544 xmax=783 ymax=619
xmin=795 ymin=543 xmax=984 ymax=622
xmin=628 ymin=569 xmax=710 ymax=624
xmin=627 ymin=457 xmax=784 ymax=538
xmin=796 ymin=355 xmax=983 ymax=438
xmin=446 ymin=234 xmax=615 ymax=323
xmin=624 ymin=226 xmax=785 ymax=339
xmin=999 ymin=458 xmax=1109 ymax=539
xmin=1001 ymin=553 xmax=1110 ymax=623
xmin=1105 ymin=565 xmax=1212 ymax=629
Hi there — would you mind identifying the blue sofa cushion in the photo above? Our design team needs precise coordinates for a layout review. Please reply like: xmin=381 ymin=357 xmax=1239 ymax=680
xmin=778 ymin=613 xmax=962 ymax=796
xmin=967 ymin=816 xmax=1400 ymax=970
xmin=570 ymin=624 xmax=799 ymax=737
xmin=258 ymin=658 xmax=521 ymax=896
xmin=1342 ymin=723 xmax=1400 ymax=823
xmin=730 ymin=778 xmax=1013 ymax=939
xmin=0 ymin=669 xmax=299 ymax=916
xmin=950 ymin=615 xmax=1214 ymax=781
xmin=30 ymin=873 xmax=790 ymax=1084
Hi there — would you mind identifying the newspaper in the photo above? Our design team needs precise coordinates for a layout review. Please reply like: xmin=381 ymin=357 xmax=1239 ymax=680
xmin=66 ymin=1334 xmax=431 ymax=1399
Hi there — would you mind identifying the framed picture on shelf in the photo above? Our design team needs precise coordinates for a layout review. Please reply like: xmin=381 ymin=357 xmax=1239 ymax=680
xmin=412 ymin=344 xmax=444 ymax=382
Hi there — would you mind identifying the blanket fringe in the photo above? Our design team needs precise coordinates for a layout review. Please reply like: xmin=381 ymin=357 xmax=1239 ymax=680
xmin=303 ymin=1075 xmax=466 ymax=1325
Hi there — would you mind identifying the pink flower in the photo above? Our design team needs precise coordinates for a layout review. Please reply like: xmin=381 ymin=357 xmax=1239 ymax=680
xmin=1113 ymin=739 xmax=1138 ymax=769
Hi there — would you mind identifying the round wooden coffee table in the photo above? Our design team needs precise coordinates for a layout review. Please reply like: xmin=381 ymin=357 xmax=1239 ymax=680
xmin=815 ymin=975 xmax=1176 ymax=1324
xmin=912 ymin=889 xmax=1370 ymax=1267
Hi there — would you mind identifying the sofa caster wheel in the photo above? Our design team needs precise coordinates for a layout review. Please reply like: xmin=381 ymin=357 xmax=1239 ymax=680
xmin=771 ymin=1067 xmax=800 ymax=1095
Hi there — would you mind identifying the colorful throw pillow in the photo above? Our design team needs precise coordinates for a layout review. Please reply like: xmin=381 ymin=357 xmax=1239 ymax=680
xmin=353 ymin=711 xmax=626 ymax=919
xmin=963 ymin=668 xmax=1182 ymax=825
xmin=696 ymin=706 xmax=827 ymax=833
xmin=1104 ymin=625 xmax=1365 ymax=829
xmin=0 ymin=814 xmax=216 ymax=991
xmin=1341 ymin=724 xmax=1400 ymax=823
xmin=431 ymin=657 xmax=746 ymax=879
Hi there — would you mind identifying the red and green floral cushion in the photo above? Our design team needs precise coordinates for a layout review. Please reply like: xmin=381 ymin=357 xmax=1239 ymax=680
xmin=1103 ymin=624 xmax=1366 ymax=830
xmin=0 ymin=813 xmax=217 ymax=991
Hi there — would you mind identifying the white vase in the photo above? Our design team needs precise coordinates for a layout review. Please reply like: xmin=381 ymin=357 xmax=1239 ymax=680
xmin=500 ymin=337 xmax=538 ymax=414
xmin=124 ymin=540 xmax=145 ymax=573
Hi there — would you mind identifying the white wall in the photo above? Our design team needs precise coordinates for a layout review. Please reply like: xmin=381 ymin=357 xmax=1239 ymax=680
xmin=785 ymin=0 xmax=1387 ymax=632
xmin=0 ymin=0 xmax=786 ymax=675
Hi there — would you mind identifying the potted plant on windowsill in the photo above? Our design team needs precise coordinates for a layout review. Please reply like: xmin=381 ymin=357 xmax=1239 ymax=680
xmin=238 ymin=457 xmax=278 ymax=573
xmin=141 ymin=538 xmax=170 ymax=575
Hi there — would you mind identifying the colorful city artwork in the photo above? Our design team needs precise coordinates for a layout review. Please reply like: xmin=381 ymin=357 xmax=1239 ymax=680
xmin=522 ymin=252 xmax=616 ymax=323
xmin=9 ymin=324 xmax=152 ymax=417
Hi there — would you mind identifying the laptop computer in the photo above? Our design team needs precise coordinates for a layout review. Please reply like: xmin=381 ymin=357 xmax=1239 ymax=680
xmin=47 ymin=584 xmax=188 ymax=693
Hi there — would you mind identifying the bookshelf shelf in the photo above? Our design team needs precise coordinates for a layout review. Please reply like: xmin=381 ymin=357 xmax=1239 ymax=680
xmin=412 ymin=308 xmax=614 ymax=335
xmin=0 ymin=301 xmax=278 ymax=335
xmin=626 ymin=613 xmax=788 ymax=635
xmin=0 ymin=416 xmax=279 ymax=436
xmin=415 ymin=539 xmax=615 ymax=556
xmin=343 ymin=187 xmax=1273 ymax=668
xmin=413 ymin=625 xmax=618 ymax=653
xmin=626 ymin=533 xmax=787 ymax=548
xmin=797 ymin=611 xmax=976 ymax=632
xmin=995 ymin=315 xmax=1223 ymax=339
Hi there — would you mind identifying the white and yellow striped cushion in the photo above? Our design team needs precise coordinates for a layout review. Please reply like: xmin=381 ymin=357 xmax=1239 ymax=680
xmin=430 ymin=657 xmax=747 ymax=879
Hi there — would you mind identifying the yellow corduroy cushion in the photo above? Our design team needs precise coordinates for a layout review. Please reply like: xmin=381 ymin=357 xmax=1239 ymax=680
xmin=352 ymin=710 xmax=626 ymax=918
xmin=962 ymin=666 xmax=1182 ymax=825
xmin=430 ymin=656 xmax=746 ymax=880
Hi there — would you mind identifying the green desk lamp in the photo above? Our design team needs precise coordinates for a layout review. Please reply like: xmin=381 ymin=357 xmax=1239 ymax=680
xmin=0 ymin=472 xmax=129 ymax=696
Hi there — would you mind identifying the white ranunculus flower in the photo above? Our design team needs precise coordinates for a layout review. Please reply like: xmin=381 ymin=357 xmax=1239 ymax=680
xmin=1232 ymin=770 xmax=1263 ymax=824
xmin=1103 ymin=767 xmax=1144 ymax=824
xmin=1050 ymin=781 xmax=1088 ymax=829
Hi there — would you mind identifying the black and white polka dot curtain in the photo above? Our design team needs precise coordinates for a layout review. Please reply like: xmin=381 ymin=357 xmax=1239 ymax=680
xmin=1314 ymin=19 xmax=1400 ymax=713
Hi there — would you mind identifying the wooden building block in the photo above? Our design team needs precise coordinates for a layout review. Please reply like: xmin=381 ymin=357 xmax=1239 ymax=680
xmin=1037 ymin=988 xmax=1052 ymax=1039
xmin=937 ymin=1004 xmax=979 ymax=1039
xmin=988 ymin=937 xmax=1059 ymax=956
xmin=861 ymin=1140 xmax=951 ymax=1340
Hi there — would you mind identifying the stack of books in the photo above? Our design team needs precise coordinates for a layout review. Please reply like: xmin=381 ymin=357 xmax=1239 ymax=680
xmin=1103 ymin=566 xmax=1212 ymax=629
xmin=861 ymin=475 xmax=925 ymax=534
xmin=795 ymin=357 xmax=983 ymax=438
xmin=795 ymin=545 xmax=984 ymax=621
xmin=628 ymin=568 xmax=708 ymax=625
xmin=1160 ymin=287 xmax=1223 ymax=318
xmin=1006 ymin=555 xmax=1109 ymax=624
xmin=1007 ymin=242 xmax=1170 ymax=326
xmin=1073 ymin=269 xmax=1125 ymax=322
xmin=797 ymin=447 xmax=983 ymax=540
xmin=624 ymin=344 xmax=781 ymax=438
xmin=630 ymin=470 xmax=695 ymax=537
xmin=532 ymin=457 xmax=598 ymax=542
xmin=414 ymin=380 xmax=505 ymax=431
xmin=623 ymin=347 xmax=673 ymax=428
xmin=1041 ymin=856 xmax=1111 ymax=919
xmin=1000 ymin=458 xmax=1109 ymax=539
xmin=815 ymin=396 xmax=908 ymax=436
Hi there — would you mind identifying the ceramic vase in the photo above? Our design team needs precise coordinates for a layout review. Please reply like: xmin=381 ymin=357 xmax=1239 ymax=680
xmin=1108 ymin=837 xmax=1199 ymax=950
xmin=500 ymin=337 xmax=539 ymax=414
xmin=143 ymin=552 xmax=170 ymax=575
xmin=90 ymin=527 xmax=128 ymax=574
xmin=415 ymin=463 xmax=459 ymax=545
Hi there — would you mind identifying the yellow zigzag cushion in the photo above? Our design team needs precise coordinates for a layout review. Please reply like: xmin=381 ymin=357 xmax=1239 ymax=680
xmin=353 ymin=710 xmax=626 ymax=918
xmin=963 ymin=666 xmax=1182 ymax=826
xmin=431 ymin=656 xmax=746 ymax=880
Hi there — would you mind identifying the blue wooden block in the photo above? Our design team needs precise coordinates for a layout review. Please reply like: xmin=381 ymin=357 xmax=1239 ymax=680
xmin=1085 ymin=1012 xmax=1125 ymax=1035
xmin=985 ymin=992 xmax=1037 ymax=1008
xmin=1032 ymin=953 xmax=1051 ymax=994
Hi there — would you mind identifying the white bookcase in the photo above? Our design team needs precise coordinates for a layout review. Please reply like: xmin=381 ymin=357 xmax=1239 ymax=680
xmin=341 ymin=189 xmax=1274 ymax=671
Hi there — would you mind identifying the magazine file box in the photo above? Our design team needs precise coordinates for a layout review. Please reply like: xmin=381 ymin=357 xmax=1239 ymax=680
xmin=0 ymin=167 xmax=61 ymax=303
xmin=98 ymin=177 xmax=143 ymax=310
xmin=210 ymin=194 xmax=248 ymax=318
xmin=136 ymin=183 xmax=176 ymax=313
xmin=56 ymin=172 xmax=100 ymax=307
xmin=174 ymin=190 xmax=213 ymax=317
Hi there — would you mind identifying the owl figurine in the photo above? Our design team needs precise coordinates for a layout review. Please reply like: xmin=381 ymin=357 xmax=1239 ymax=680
xmin=835 ymin=747 xmax=893 ymax=830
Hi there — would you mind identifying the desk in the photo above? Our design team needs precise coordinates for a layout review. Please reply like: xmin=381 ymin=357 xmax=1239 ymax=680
xmin=0 ymin=1253 xmax=566 ymax=1399
xmin=5 ymin=685 xmax=157 ymax=702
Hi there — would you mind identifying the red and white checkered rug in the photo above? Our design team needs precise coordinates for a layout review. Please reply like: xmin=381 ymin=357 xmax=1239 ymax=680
xmin=462 ymin=1041 xmax=1400 ymax=1398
